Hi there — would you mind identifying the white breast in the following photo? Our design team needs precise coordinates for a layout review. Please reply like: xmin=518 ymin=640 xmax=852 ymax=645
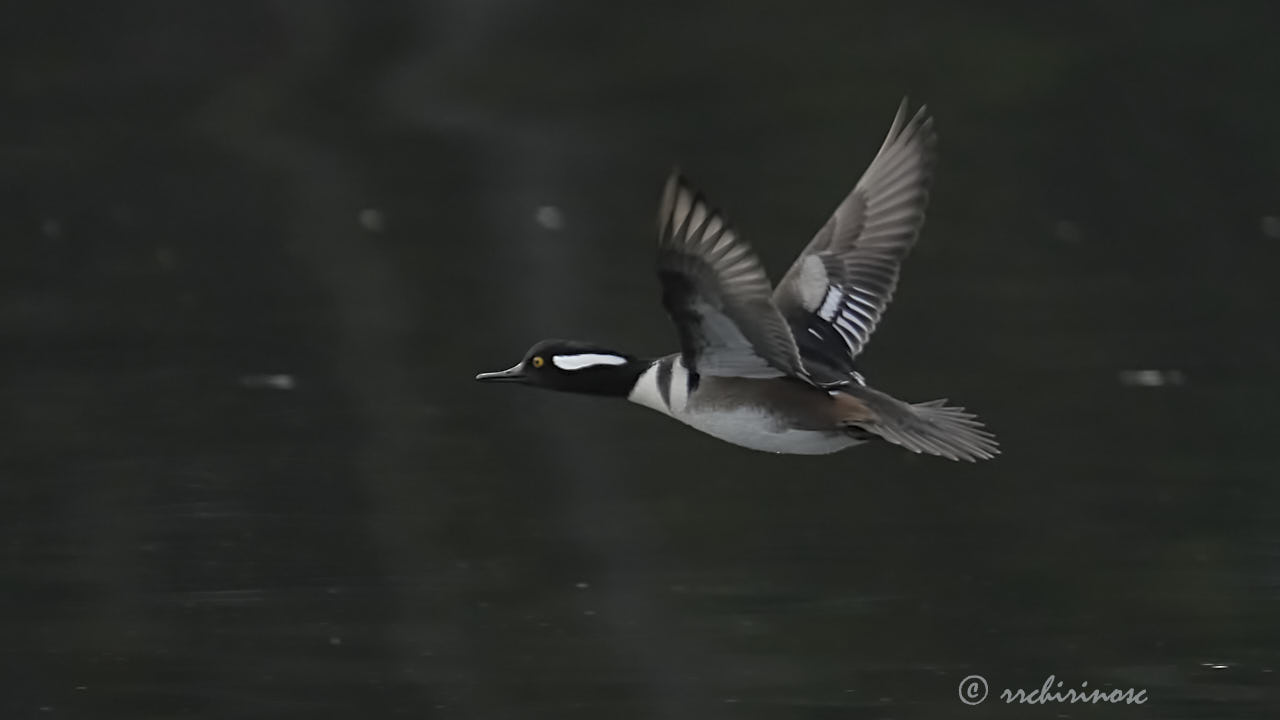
xmin=627 ymin=356 xmax=692 ymax=416
xmin=627 ymin=361 xmax=673 ymax=415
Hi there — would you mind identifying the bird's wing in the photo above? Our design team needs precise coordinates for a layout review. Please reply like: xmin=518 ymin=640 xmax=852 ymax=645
xmin=773 ymin=100 xmax=937 ymax=376
xmin=656 ymin=171 xmax=808 ymax=381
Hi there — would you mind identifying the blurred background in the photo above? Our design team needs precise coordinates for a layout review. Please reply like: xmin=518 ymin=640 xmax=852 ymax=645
xmin=3 ymin=2 xmax=1279 ymax=718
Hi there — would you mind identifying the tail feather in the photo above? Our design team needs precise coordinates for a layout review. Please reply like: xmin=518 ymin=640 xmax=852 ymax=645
xmin=844 ymin=387 xmax=999 ymax=462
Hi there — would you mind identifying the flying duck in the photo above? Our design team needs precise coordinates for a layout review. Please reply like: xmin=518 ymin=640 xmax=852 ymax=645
xmin=477 ymin=101 xmax=998 ymax=461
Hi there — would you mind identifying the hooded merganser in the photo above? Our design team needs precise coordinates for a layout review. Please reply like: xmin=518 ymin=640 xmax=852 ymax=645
xmin=477 ymin=101 xmax=997 ymax=461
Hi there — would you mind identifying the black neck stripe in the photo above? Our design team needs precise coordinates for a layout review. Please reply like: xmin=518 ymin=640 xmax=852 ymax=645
xmin=657 ymin=355 xmax=674 ymax=410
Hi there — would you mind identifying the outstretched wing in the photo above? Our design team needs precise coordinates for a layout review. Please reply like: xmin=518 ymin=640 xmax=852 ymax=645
xmin=773 ymin=100 xmax=937 ymax=377
xmin=656 ymin=172 xmax=807 ymax=381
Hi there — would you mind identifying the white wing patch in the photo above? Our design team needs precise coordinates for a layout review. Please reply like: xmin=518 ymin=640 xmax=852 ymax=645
xmin=797 ymin=254 xmax=830 ymax=311
xmin=830 ymin=289 xmax=879 ymax=351
xmin=552 ymin=353 xmax=628 ymax=371
xmin=817 ymin=287 xmax=843 ymax=321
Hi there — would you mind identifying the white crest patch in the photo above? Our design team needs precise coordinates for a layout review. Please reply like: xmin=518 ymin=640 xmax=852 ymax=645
xmin=552 ymin=353 xmax=628 ymax=371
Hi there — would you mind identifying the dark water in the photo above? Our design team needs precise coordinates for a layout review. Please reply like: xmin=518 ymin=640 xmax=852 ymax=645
xmin=4 ymin=2 xmax=1279 ymax=718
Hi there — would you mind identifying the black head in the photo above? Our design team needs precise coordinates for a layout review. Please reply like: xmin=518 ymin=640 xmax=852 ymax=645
xmin=475 ymin=339 xmax=647 ymax=397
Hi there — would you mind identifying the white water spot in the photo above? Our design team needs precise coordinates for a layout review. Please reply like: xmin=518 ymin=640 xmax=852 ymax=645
xmin=239 ymin=374 xmax=297 ymax=390
xmin=41 ymin=218 xmax=62 ymax=239
xmin=358 ymin=208 xmax=385 ymax=233
xmin=1054 ymin=219 xmax=1083 ymax=244
xmin=535 ymin=205 xmax=564 ymax=231
xmin=155 ymin=247 xmax=177 ymax=271
xmin=1262 ymin=216 xmax=1280 ymax=239
xmin=553 ymin=353 xmax=626 ymax=371
xmin=1118 ymin=369 xmax=1186 ymax=387
xmin=574 ymin=581 xmax=589 ymax=590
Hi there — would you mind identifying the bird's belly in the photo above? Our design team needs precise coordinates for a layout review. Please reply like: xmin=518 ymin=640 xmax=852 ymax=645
xmin=678 ymin=407 xmax=856 ymax=455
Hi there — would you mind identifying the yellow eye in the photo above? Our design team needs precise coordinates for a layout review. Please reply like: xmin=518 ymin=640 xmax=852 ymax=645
xmin=531 ymin=356 xmax=545 ymax=368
